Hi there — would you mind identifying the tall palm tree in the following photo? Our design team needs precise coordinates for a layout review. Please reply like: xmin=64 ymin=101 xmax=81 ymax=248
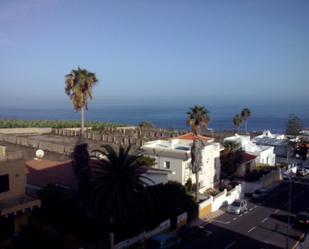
xmin=241 ymin=108 xmax=251 ymax=134
xmin=90 ymin=145 xmax=152 ymax=248
xmin=233 ymin=114 xmax=243 ymax=133
xmin=186 ymin=105 xmax=210 ymax=135
xmin=65 ymin=67 xmax=98 ymax=135
xmin=186 ymin=105 xmax=210 ymax=202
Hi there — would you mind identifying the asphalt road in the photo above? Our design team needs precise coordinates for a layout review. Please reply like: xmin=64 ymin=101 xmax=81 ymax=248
xmin=185 ymin=176 xmax=309 ymax=249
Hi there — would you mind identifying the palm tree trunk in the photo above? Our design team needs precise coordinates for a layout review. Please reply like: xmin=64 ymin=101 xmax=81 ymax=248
xmin=109 ymin=232 xmax=114 ymax=249
xmin=80 ymin=106 xmax=85 ymax=136
xmin=245 ymin=120 xmax=247 ymax=134
xmin=195 ymin=172 xmax=199 ymax=202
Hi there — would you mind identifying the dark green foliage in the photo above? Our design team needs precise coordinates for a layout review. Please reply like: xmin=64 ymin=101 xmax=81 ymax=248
xmin=139 ymin=121 xmax=154 ymax=128
xmin=90 ymin=145 xmax=153 ymax=240
xmin=244 ymin=167 xmax=273 ymax=182
xmin=233 ymin=114 xmax=243 ymax=132
xmin=0 ymin=119 xmax=121 ymax=129
xmin=286 ymin=114 xmax=302 ymax=135
xmin=136 ymin=156 xmax=156 ymax=167
xmin=220 ymin=150 xmax=244 ymax=176
xmin=146 ymin=182 xmax=198 ymax=226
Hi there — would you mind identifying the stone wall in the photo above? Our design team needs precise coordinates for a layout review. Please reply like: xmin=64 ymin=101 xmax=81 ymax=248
xmin=0 ymin=128 xmax=52 ymax=134
xmin=0 ymin=127 xmax=187 ymax=156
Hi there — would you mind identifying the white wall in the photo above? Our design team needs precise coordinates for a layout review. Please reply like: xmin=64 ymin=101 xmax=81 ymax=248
xmin=258 ymin=147 xmax=276 ymax=166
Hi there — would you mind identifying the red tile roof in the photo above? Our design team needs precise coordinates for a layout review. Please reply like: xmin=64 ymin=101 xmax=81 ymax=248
xmin=240 ymin=153 xmax=257 ymax=164
xmin=173 ymin=133 xmax=213 ymax=142
xmin=26 ymin=160 xmax=76 ymax=188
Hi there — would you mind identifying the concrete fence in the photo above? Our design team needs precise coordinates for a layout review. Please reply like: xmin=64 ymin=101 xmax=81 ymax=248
xmin=114 ymin=212 xmax=187 ymax=249
xmin=198 ymin=184 xmax=243 ymax=218
xmin=0 ymin=145 xmax=24 ymax=162
xmin=0 ymin=128 xmax=52 ymax=134
xmin=114 ymin=219 xmax=171 ymax=249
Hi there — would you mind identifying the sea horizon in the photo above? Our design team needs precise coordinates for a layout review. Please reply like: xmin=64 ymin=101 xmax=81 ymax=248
xmin=0 ymin=99 xmax=308 ymax=133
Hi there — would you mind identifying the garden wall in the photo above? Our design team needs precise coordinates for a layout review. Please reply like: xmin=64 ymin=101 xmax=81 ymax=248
xmin=198 ymin=184 xmax=242 ymax=218
xmin=241 ymin=168 xmax=282 ymax=193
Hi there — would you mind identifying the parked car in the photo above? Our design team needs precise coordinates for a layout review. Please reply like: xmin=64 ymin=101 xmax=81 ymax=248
xmin=146 ymin=234 xmax=181 ymax=249
xmin=227 ymin=199 xmax=248 ymax=215
xmin=252 ymin=188 xmax=270 ymax=200
xmin=296 ymin=168 xmax=309 ymax=176
xmin=177 ymin=225 xmax=208 ymax=244
xmin=294 ymin=212 xmax=309 ymax=229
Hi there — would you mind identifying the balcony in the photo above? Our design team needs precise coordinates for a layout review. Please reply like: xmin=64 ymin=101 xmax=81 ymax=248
xmin=0 ymin=195 xmax=41 ymax=217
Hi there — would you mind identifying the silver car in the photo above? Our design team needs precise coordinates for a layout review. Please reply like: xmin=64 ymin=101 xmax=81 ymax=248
xmin=227 ymin=199 xmax=248 ymax=215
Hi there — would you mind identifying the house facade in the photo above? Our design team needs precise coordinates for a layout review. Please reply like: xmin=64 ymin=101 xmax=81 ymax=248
xmin=141 ymin=133 xmax=221 ymax=192
xmin=0 ymin=155 xmax=40 ymax=240
xmin=224 ymin=134 xmax=276 ymax=166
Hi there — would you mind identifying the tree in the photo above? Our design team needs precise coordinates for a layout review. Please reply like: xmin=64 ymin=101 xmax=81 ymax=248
xmin=233 ymin=114 xmax=243 ymax=133
xmin=139 ymin=121 xmax=154 ymax=129
xmin=241 ymin=108 xmax=251 ymax=134
xmin=65 ymin=67 xmax=98 ymax=135
xmin=90 ymin=145 xmax=152 ymax=243
xmin=220 ymin=141 xmax=243 ymax=177
xmin=71 ymin=137 xmax=92 ymax=207
xmin=286 ymin=114 xmax=302 ymax=135
xmin=186 ymin=105 xmax=210 ymax=202
xmin=223 ymin=140 xmax=241 ymax=152
xmin=186 ymin=105 xmax=210 ymax=135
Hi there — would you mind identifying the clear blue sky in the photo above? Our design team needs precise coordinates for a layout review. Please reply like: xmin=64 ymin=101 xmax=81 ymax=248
xmin=1 ymin=0 xmax=308 ymax=108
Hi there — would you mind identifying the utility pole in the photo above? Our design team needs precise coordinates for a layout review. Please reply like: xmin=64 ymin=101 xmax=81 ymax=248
xmin=286 ymin=173 xmax=293 ymax=249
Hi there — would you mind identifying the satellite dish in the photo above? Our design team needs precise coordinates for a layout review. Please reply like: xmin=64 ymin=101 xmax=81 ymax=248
xmin=35 ymin=149 xmax=45 ymax=159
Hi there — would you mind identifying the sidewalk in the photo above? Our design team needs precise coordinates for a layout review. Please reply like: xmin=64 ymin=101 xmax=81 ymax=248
xmin=190 ymin=209 xmax=225 ymax=226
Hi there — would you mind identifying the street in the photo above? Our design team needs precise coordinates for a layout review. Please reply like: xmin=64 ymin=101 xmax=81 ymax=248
xmin=185 ymin=176 xmax=309 ymax=249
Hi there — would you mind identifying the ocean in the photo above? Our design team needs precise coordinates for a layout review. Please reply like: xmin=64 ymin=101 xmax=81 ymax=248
xmin=0 ymin=100 xmax=308 ymax=133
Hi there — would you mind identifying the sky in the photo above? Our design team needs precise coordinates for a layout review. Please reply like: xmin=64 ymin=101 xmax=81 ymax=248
xmin=0 ymin=0 xmax=308 ymax=108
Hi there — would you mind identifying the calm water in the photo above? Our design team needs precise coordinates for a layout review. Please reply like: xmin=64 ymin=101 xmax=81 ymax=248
xmin=0 ymin=101 xmax=308 ymax=133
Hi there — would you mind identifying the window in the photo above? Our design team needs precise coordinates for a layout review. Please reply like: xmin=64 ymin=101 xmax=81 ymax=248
xmin=0 ymin=175 xmax=9 ymax=193
xmin=163 ymin=161 xmax=170 ymax=169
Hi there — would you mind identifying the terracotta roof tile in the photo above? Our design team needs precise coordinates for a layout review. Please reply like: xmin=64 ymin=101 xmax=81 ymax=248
xmin=240 ymin=153 xmax=257 ymax=164
xmin=173 ymin=132 xmax=212 ymax=142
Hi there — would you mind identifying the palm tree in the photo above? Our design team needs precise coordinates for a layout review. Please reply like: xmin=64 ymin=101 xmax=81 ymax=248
xmin=223 ymin=140 xmax=241 ymax=152
xmin=233 ymin=114 xmax=243 ymax=133
xmin=65 ymin=67 xmax=98 ymax=135
xmin=241 ymin=108 xmax=251 ymax=134
xmin=186 ymin=105 xmax=210 ymax=202
xmin=90 ymin=145 xmax=152 ymax=248
xmin=186 ymin=105 xmax=210 ymax=135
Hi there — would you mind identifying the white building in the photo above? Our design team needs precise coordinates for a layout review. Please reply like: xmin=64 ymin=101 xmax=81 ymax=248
xmin=141 ymin=133 xmax=221 ymax=192
xmin=224 ymin=134 xmax=276 ymax=166
xmin=252 ymin=130 xmax=288 ymax=158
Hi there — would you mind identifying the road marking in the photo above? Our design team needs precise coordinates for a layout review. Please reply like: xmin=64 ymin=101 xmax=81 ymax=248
xmin=248 ymin=226 xmax=256 ymax=233
xmin=239 ymin=214 xmax=243 ymax=217
xmin=249 ymin=208 xmax=253 ymax=211
xmin=233 ymin=217 xmax=237 ymax=221
xmin=254 ymin=205 xmax=258 ymax=208
xmin=213 ymin=220 xmax=231 ymax=225
xmin=244 ymin=211 xmax=248 ymax=214
xmin=274 ymin=209 xmax=280 ymax=214
xmin=261 ymin=217 xmax=269 ymax=223
xmin=224 ymin=241 xmax=237 ymax=249
xmin=291 ymin=233 xmax=305 ymax=249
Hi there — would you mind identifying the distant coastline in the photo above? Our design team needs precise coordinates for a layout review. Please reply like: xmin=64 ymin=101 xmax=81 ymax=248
xmin=0 ymin=103 xmax=308 ymax=134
